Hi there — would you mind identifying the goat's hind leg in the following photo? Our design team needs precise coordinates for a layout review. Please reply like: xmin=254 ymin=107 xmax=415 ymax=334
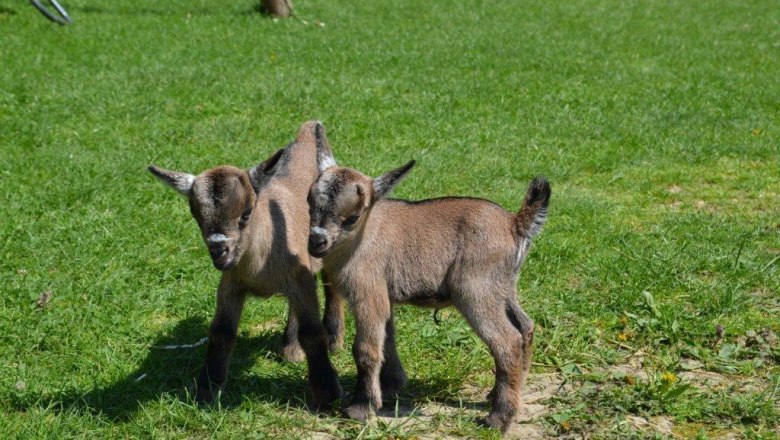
xmin=506 ymin=299 xmax=534 ymax=392
xmin=456 ymin=294 xmax=527 ymax=433
xmin=485 ymin=299 xmax=534 ymax=406
xmin=280 ymin=303 xmax=305 ymax=362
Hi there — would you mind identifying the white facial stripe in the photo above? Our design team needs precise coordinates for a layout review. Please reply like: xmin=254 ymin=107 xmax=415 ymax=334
xmin=315 ymin=194 xmax=329 ymax=208
xmin=316 ymin=179 xmax=330 ymax=194
xmin=311 ymin=226 xmax=327 ymax=236
xmin=207 ymin=233 xmax=230 ymax=243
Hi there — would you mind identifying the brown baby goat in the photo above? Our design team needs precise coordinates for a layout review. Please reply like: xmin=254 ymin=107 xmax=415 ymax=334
xmin=305 ymin=145 xmax=550 ymax=432
xmin=148 ymin=121 xmax=344 ymax=408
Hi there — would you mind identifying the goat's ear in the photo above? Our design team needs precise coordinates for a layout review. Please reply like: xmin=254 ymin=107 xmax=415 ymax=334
xmin=372 ymin=160 xmax=416 ymax=199
xmin=148 ymin=165 xmax=195 ymax=196
xmin=298 ymin=120 xmax=337 ymax=172
xmin=248 ymin=148 xmax=284 ymax=194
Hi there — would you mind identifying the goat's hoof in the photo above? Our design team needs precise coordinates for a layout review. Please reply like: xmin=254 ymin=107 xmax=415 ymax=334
xmin=280 ymin=343 xmax=306 ymax=362
xmin=482 ymin=410 xmax=514 ymax=432
xmin=310 ymin=381 xmax=343 ymax=411
xmin=342 ymin=402 xmax=372 ymax=422
xmin=194 ymin=384 xmax=219 ymax=404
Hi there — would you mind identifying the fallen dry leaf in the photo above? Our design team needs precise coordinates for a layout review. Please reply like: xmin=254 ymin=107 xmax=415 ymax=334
xmin=36 ymin=290 xmax=52 ymax=308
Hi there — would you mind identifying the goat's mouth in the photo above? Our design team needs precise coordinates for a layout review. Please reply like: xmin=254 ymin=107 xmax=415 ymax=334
xmin=308 ymin=243 xmax=331 ymax=258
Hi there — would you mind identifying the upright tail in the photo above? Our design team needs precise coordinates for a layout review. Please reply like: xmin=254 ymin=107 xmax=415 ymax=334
xmin=515 ymin=176 xmax=551 ymax=242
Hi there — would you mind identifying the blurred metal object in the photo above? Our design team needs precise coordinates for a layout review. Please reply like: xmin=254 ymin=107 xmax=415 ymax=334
xmin=30 ymin=0 xmax=71 ymax=25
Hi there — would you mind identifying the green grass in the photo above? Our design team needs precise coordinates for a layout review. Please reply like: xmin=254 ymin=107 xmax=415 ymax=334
xmin=1 ymin=0 xmax=778 ymax=438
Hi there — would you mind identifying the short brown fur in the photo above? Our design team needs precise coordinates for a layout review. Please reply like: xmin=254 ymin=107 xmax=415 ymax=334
xmin=306 ymin=146 xmax=550 ymax=432
xmin=148 ymin=121 xmax=344 ymax=408
xmin=261 ymin=0 xmax=293 ymax=17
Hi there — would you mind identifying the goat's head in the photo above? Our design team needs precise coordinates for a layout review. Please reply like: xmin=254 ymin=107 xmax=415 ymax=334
xmin=148 ymin=149 xmax=283 ymax=271
xmin=307 ymin=142 xmax=415 ymax=258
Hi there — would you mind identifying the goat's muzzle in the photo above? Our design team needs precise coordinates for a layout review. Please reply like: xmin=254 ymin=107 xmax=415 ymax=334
xmin=308 ymin=231 xmax=331 ymax=258
xmin=207 ymin=236 xmax=236 ymax=271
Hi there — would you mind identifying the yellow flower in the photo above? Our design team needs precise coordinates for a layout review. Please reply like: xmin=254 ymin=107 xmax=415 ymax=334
xmin=660 ymin=372 xmax=677 ymax=384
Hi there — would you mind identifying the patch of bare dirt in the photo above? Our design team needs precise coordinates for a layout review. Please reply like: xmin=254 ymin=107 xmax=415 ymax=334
xmin=626 ymin=415 xmax=675 ymax=437
xmin=369 ymin=373 xmax=563 ymax=438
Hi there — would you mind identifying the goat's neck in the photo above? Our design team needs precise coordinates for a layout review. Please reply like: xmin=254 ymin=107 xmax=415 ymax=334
xmin=234 ymin=211 xmax=273 ymax=278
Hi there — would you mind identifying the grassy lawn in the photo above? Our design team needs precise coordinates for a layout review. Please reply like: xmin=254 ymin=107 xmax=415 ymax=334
xmin=1 ymin=0 xmax=778 ymax=438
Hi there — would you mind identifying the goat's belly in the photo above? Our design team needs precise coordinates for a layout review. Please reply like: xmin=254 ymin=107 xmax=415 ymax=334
xmin=394 ymin=289 xmax=452 ymax=308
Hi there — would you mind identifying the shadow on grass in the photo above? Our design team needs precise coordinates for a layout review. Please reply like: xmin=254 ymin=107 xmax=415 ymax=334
xmin=0 ymin=5 xmax=17 ymax=16
xmin=11 ymin=316 xmax=311 ymax=420
xmin=10 ymin=315 xmax=486 ymax=423
xmin=337 ymin=374 xmax=489 ymax=420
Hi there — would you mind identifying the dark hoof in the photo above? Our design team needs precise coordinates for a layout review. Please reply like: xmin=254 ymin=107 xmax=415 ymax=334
xmin=342 ymin=401 xmax=372 ymax=422
xmin=482 ymin=410 xmax=513 ymax=432
xmin=194 ymin=384 xmax=219 ymax=404
xmin=280 ymin=343 xmax=306 ymax=362
xmin=310 ymin=381 xmax=343 ymax=411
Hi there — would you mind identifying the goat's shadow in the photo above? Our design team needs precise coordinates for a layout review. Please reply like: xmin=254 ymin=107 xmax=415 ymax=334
xmin=9 ymin=313 xmax=489 ymax=422
xmin=11 ymin=316 xmax=313 ymax=420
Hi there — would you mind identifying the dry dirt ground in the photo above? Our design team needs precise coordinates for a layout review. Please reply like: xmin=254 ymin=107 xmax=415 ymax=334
xmin=309 ymin=357 xmax=777 ymax=439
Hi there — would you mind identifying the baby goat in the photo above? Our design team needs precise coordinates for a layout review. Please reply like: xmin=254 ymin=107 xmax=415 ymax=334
xmin=148 ymin=121 xmax=344 ymax=408
xmin=306 ymin=146 xmax=550 ymax=432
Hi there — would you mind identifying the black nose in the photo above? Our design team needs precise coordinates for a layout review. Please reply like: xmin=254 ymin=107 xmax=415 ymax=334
xmin=309 ymin=234 xmax=327 ymax=248
xmin=208 ymin=243 xmax=228 ymax=259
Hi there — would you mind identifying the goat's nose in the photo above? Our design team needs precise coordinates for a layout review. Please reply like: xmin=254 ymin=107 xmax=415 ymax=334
xmin=309 ymin=232 xmax=328 ymax=248
xmin=208 ymin=242 xmax=228 ymax=259
xmin=206 ymin=234 xmax=230 ymax=258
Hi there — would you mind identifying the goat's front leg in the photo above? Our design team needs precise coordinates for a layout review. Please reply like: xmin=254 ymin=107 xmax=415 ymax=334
xmin=287 ymin=272 xmax=342 ymax=410
xmin=322 ymin=271 xmax=345 ymax=352
xmin=344 ymin=293 xmax=390 ymax=421
xmin=196 ymin=275 xmax=246 ymax=403
xmin=280 ymin=303 xmax=305 ymax=362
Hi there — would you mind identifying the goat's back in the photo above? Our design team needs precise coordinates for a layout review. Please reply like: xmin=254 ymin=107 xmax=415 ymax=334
xmin=347 ymin=197 xmax=520 ymax=303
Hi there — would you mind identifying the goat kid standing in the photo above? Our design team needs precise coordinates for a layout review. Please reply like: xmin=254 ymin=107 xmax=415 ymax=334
xmin=148 ymin=121 xmax=344 ymax=408
xmin=305 ymin=144 xmax=550 ymax=432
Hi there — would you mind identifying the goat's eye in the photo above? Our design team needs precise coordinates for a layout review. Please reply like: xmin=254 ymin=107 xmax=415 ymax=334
xmin=343 ymin=215 xmax=360 ymax=227
xmin=239 ymin=208 xmax=252 ymax=224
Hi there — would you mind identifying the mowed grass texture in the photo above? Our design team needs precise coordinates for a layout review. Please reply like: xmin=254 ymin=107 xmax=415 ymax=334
xmin=1 ymin=0 xmax=778 ymax=438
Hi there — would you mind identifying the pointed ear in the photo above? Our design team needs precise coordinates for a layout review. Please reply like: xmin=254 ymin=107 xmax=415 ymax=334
xmin=248 ymin=148 xmax=284 ymax=194
xmin=148 ymin=165 xmax=195 ymax=195
xmin=372 ymin=160 xmax=416 ymax=199
xmin=297 ymin=120 xmax=336 ymax=172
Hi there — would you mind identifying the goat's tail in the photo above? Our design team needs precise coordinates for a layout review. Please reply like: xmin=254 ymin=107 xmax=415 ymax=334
xmin=515 ymin=176 xmax=551 ymax=240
